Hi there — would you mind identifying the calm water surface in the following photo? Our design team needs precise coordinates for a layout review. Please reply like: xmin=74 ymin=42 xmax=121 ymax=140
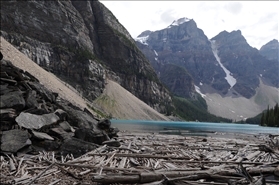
xmin=111 ymin=120 xmax=279 ymax=136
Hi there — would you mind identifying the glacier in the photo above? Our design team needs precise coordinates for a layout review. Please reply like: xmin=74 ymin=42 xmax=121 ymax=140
xmin=210 ymin=40 xmax=237 ymax=88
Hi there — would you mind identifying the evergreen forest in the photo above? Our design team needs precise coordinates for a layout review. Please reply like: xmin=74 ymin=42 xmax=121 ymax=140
xmin=260 ymin=103 xmax=279 ymax=127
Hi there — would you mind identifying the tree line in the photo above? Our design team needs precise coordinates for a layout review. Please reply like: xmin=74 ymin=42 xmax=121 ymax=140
xmin=260 ymin=103 xmax=279 ymax=127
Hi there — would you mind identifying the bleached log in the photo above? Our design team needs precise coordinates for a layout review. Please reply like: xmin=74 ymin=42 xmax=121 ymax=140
xmin=26 ymin=163 xmax=55 ymax=185
xmin=91 ymin=166 xmax=277 ymax=184
xmin=12 ymin=175 xmax=31 ymax=184
xmin=79 ymin=169 xmax=91 ymax=175
xmin=119 ymin=142 xmax=131 ymax=168
xmin=9 ymin=158 xmax=16 ymax=172
xmin=103 ymin=152 xmax=116 ymax=166
xmin=70 ymin=145 xmax=107 ymax=162
xmin=48 ymin=179 xmax=61 ymax=185
xmin=89 ymin=153 xmax=191 ymax=160
xmin=66 ymin=156 xmax=93 ymax=164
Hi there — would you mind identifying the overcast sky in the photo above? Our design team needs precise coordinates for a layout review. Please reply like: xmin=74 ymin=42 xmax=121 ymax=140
xmin=100 ymin=1 xmax=278 ymax=50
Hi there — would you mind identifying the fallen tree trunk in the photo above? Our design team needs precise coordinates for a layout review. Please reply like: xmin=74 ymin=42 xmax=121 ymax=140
xmin=89 ymin=153 xmax=191 ymax=160
xmin=91 ymin=166 xmax=278 ymax=184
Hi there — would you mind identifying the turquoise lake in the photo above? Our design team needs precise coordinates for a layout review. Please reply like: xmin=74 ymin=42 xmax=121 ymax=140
xmin=111 ymin=120 xmax=279 ymax=136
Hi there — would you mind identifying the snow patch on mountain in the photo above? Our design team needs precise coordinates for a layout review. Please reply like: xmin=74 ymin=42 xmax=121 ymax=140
xmin=135 ymin=35 xmax=149 ymax=45
xmin=210 ymin=40 xmax=237 ymax=88
xmin=154 ymin=50 xmax=158 ymax=56
xmin=195 ymin=85 xmax=206 ymax=98
xmin=168 ymin=17 xmax=191 ymax=28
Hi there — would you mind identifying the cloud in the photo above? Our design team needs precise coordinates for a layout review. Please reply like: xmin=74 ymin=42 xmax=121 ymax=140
xmin=224 ymin=2 xmax=243 ymax=15
xmin=160 ymin=9 xmax=176 ymax=25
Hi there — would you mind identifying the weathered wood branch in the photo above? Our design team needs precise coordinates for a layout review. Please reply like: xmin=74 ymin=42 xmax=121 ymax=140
xmin=91 ymin=166 xmax=278 ymax=184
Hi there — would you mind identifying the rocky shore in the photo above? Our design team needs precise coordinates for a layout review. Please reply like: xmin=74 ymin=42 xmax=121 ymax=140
xmin=0 ymin=57 xmax=119 ymax=157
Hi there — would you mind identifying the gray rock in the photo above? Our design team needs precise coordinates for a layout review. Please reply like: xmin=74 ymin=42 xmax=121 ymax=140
xmin=25 ymin=90 xmax=39 ymax=108
xmin=108 ymin=127 xmax=120 ymax=138
xmin=74 ymin=128 xmax=106 ymax=145
xmin=1 ymin=129 xmax=31 ymax=153
xmin=0 ymin=121 xmax=14 ymax=131
xmin=54 ymin=109 xmax=68 ymax=121
xmin=16 ymin=112 xmax=60 ymax=130
xmin=27 ymin=82 xmax=56 ymax=103
xmin=59 ymin=121 xmax=75 ymax=132
xmin=0 ymin=108 xmax=17 ymax=121
xmin=60 ymin=137 xmax=99 ymax=158
xmin=50 ymin=127 xmax=71 ymax=140
xmin=97 ymin=119 xmax=111 ymax=130
xmin=0 ymin=91 xmax=25 ymax=111
xmin=31 ymin=130 xmax=54 ymax=140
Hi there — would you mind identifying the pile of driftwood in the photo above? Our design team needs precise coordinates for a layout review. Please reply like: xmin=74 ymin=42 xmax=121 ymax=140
xmin=1 ymin=131 xmax=279 ymax=185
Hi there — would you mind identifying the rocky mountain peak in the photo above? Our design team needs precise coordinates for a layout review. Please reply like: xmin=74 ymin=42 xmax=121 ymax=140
xmin=136 ymin=17 xmax=228 ymax=99
xmin=211 ymin=30 xmax=250 ymax=50
xmin=167 ymin=17 xmax=192 ymax=28
xmin=259 ymin=39 xmax=278 ymax=61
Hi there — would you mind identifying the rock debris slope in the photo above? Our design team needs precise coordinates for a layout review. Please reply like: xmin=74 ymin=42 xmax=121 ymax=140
xmin=94 ymin=80 xmax=170 ymax=121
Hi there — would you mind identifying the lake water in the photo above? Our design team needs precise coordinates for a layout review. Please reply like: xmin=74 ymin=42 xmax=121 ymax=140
xmin=111 ymin=120 xmax=279 ymax=137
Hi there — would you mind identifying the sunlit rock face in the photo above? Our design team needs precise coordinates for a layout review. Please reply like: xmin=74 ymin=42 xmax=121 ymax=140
xmin=1 ymin=0 xmax=173 ymax=113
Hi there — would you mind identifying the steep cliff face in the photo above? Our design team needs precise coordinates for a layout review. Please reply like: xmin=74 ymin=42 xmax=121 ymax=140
xmin=136 ymin=18 xmax=229 ymax=96
xmin=160 ymin=64 xmax=197 ymax=99
xmin=1 ymin=0 xmax=172 ymax=113
xmin=211 ymin=30 xmax=278 ymax=98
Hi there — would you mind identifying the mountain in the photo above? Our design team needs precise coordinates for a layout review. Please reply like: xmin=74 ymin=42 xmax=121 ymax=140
xmin=211 ymin=30 xmax=278 ymax=98
xmin=136 ymin=18 xmax=230 ymax=96
xmin=0 ymin=0 xmax=172 ymax=115
xmin=136 ymin=18 xmax=279 ymax=120
xmin=259 ymin=39 xmax=279 ymax=61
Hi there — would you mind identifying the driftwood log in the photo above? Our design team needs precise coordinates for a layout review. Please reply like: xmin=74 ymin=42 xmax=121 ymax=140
xmin=1 ymin=131 xmax=279 ymax=185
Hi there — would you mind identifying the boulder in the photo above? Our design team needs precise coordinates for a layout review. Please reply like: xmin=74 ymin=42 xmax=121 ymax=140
xmin=25 ymin=90 xmax=39 ymax=108
xmin=97 ymin=119 xmax=111 ymax=130
xmin=0 ymin=108 xmax=17 ymax=121
xmin=27 ymin=81 xmax=56 ymax=103
xmin=0 ymin=121 xmax=14 ymax=131
xmin=31 ymin=130 xmax=54 ymax=140
xmin=54 ymin=109 xmax=68 ymax=121
xmin=1 ymin=129 xmax=31 ymax=153
xmin=74 ymin=128 xmax=106 ymax=145
xmin=15 ymin=112 xmax=60 ymax=130
xmin=59 ymin=121 xmax=75 ymax=132
xmin=49 ymin=127 xmax=72 ymax=140
xmin=60 ymin=137 xmax=99 ymax=158
xmin=108 ymin=127 xmax=119 ymax=138
xmin=0 ymin=84 xmax=15 ymax=94
xmin=0 ymin=91 xmax=26 ymax=111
